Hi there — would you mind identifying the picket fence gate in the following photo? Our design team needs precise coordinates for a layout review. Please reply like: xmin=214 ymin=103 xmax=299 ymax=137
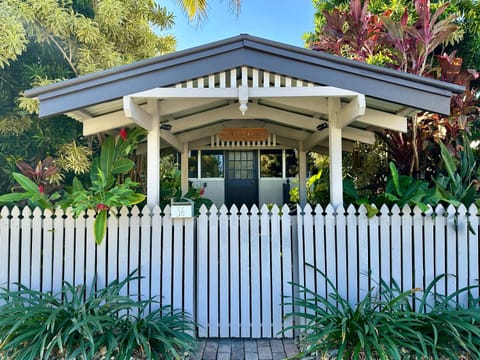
xmin=0 ymin=203 xmax=479 ymax=338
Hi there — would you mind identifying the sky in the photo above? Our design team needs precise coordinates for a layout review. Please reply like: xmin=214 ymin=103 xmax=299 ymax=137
xmin=161 ymin=0 xmax=316 ymax=50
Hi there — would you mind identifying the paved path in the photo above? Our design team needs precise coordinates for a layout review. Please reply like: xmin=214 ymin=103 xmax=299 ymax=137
xmin=191 ymin=339 xmax=299 ymax=360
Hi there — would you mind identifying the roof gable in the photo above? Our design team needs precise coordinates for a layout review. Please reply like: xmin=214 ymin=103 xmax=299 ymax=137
xmin=25 ymin=34 xmax=463 ymax=118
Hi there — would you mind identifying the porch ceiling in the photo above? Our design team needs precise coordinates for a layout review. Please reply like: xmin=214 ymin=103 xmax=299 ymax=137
xmin=69 ymin=86 xmax=402 ymax=152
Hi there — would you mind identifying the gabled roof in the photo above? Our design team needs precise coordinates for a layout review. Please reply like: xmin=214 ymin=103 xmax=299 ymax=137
xmin=26 ymin=34 xmax=463 ymax=118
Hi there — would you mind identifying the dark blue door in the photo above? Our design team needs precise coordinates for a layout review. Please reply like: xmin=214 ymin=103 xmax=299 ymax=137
xmin=225 ymin=151 xmax=258 ymax=208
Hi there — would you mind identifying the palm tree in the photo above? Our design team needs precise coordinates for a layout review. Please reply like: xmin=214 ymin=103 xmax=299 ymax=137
xmin=176 ymin=0 xmax=241 ymax=23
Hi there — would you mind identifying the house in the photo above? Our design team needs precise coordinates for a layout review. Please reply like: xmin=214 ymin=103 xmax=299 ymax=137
xmin=13 ymin=36 xmax=474 ymax=340
xmin=25 ymin=34 xmax=462 ymax=208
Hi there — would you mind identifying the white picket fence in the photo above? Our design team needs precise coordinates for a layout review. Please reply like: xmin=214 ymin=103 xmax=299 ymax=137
xmin=0 ymin=203 xmax=479 ymax=338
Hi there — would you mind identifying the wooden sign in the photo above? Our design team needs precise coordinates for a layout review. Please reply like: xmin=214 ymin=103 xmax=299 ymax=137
xmin=218 ymin=128 xmax=269 ymax=141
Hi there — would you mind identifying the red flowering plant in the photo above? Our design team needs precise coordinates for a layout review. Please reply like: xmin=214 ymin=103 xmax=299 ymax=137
xmin=60 ymin=127 xmax=146 ymax=244
xmin=0 ymin=157 xmax=61 ymax=209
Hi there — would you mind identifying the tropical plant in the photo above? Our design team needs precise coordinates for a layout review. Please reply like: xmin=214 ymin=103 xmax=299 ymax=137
xmin=290 ymin=169 xmax=330 ymax=207
xmin=285 ymin=265 xmax=480 ymax=359
xmin=159 ymin=157 xmax=212 ymax=214
xmin=433 ymin=134 xmax=479 ymax=207
xmin=0 ymin=0 xmax=177 ymax=195
xmin=176 ymin=0 xmax=241 ymax=24
xmin=61 ymin=128 xmax=146 ymax=244
xmin=308 ymin=0 xmax=479 ymax=186
xmin=0 ymin=172 xmax=59 ymax=210
xmin=378 ymin=162 xmax=435 ymax=211
xmin=0 ymin=273 xmax=196 ymax=359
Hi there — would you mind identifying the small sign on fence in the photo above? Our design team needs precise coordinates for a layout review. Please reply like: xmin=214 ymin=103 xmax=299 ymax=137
xmin=170 ymin=198 xmax=194 ymax=218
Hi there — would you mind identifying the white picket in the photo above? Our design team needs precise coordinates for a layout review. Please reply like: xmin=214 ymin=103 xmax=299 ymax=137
xmin=468 ymin=204 xmax=479 ymax=299
xmin=129 ymin=207 xmax=141 ymax=310
xmin=9 ymin=207 xmax=21 ymax=290
xmin=106 ymin=208 xmax=119 ymax=286
xmin=434 ymin=205 xmax=447 ymax=295
xmin=249 ymin=205 xmax=261 ymax=338
xmin=197 ymin=206 xmax=209 ymax=337
xmin=20 ymin=207 xmax=32 ymax=288
xmin=240 ymin=205 xmax=251 ymax=337
xmin=325 ymin=205 xmax=337 ymax=296
xmin=31 ymin=207 xmax=43 ymax=291
xmin=208 ymin=205 xmax=219 ymax=337
xmin=118 ymin=207 xmax=131 ymax=290
xmin=42 ymin=208 xmax=54 ymax=293
xmin=74 ymin=210 xmax=86 ymax=287
xmin=446 ymin=205 xmax=457 ymax=296
xmin=281 ymin=204 xmax=293 ymax=337
xmin=0 ymin=207 xmax=10 ymax=289
xmin=401 ymin=205 xmax=413 ymax=298
xmin=140 ymin=206 xmax=152 ymax=304
xmin=63 ymin=208 xmax=75 ymax=287
xmin=219 ymin=206 xmax=230 ymax=337
xmin=150 ymin=206 xmax=162 ymax=310
xmin=379 ymin=204 xmax=391 ymax=288
xmin=85 ymin=209 xmax=96 ymax=289
xmin=413 ymin=207 xmax=424 ymax=310
xmin=229 ymin=205 xmax=240 ymax=337
xmin=358 ymin=206 xmax=369 ymax=298
xmin=162 ymin=206 xmax=173 ymax=308
xmin=336 ymin=205 xmax=347 ymax=301
xmin=346 ymin=204 xmax=358 ymax=303
xmin=303 ymin=204 xmax=315 ymax=297
xmin=313 ymin=205 xmax=326 ymax=300
xmin=260 ymin=204 xmax=272 ymax=338
xmin=52 ymin=208 xmax=64 ymax=293
xmin=368 ymin=208 xmax=380 ymax=291
xmin=296 ymin=204 xmax=305 ymax=301
xmin=423 ymin=207 xmax=435 ymax=309
xmin=457 ymin=205 xmax=468 ymax=305
xmin=183 ymin=216 xmax=195 ymax=330
xmin=270 ymin=205 xmax=283 ymax=338
xmin=390 ymin=205 xmax=401 ymax=289
xmin=172 ymin=216 xmax=184 ymax=314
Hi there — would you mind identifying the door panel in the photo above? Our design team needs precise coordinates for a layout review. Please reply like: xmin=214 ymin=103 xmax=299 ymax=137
xmin=225 ymin=151 xmax=258 ymax=208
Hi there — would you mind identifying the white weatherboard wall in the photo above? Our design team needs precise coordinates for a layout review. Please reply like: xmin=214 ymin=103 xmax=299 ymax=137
xmin=1 ymin=204 xmax=479 ymax=338
xmin=191 ymin=178 xmax=294 ymax=206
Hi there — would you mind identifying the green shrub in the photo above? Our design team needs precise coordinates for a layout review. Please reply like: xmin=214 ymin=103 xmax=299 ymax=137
xmin=0 ymin=273 xmax=196 ymax=359
xmin=284 ymin=266 xmax=480 ymax=359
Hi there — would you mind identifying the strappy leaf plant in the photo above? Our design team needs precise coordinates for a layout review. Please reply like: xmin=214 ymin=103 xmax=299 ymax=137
xmin=0 ymin=273 xmax=196 ymax=359
xmin=284 ymin=265 xmax=480 ymax=359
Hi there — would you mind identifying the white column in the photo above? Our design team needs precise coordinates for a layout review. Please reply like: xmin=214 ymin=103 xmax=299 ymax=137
xmin=328 ymin=97 xmax=343 ymax=207
xmin=298 ymin=141 xmax=307 ymax=208
xmin=181 ymin=142 xmax=189 ymax=195
xmin=147 ymin=101 xmax=161 ymax=208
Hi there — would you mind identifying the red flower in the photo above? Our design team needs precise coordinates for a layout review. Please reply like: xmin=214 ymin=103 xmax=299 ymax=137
xmin=38 ymin=185 xmax=44 ymax=194
xmin=199 ymin=187 xmax=205 ymax=196
xmin=120 ymin=128 xmax=127 ymax=141
xmin=96 ymin=203 xmax=109 ymax=211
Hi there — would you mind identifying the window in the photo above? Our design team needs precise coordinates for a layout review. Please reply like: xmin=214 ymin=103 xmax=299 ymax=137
xmin=201 ymin=150 xmax=224 ymax=177
xmin=188 ymin=150 xmax=198 ymax=178
xmin=260 ymin=150 xmax=282 ymax=177
xmin=228 ymin=151 xmax=255 ymax=179
xmin=286 ymin=149 xmax=298 ymax=177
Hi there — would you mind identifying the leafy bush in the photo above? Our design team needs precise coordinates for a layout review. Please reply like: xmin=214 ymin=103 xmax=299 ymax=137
xmin=159 ymin=157 xmax=212 ymax=214
xmin=285 ymin=266 xmax=480 ymax=359
xmin=0 ymin=273 xmax=196 ymax=359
